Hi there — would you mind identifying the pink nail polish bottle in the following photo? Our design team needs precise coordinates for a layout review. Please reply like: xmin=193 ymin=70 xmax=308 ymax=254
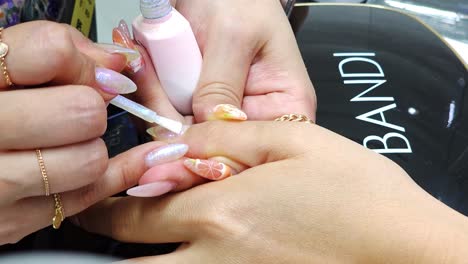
xmin=132 ymin=0 xmax=202 ymax=115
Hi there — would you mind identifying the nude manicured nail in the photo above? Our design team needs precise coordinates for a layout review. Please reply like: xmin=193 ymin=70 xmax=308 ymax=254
xmin=95 ymin=67 xmax=137 ymax=94
xmin=145 ymin=144 xmax=189 ymax=168
xmin=127 ymin=181 xmax=177 ymax=197
xmin=183 ymin=159 xmax=232 ymax=181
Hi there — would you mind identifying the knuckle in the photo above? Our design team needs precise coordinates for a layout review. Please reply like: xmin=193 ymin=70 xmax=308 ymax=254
xmin=81 ymin=138 xmax=109 ymax=181
xmin=39 ymin=23 xmax=75 ymax=70
xmin=193 ymin=82 xmax=242 ymax=113
xmin=69 ymin=86 xmax=107 ymax=137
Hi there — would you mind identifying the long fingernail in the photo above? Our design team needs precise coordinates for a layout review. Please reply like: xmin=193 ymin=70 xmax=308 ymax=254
xmin=145 ymin=144 xmax=189 ymax=168
xmin=183 ymin=159 xmax=232 ymax=181
xmin=147 ymin=125 xmax=190 ymax=140
xmin=209 ymin=104 xmax=248 ymax=121
xmin=95 ymin=67 xmax=137 ymax=94
xmin=113 ymin=22 xmax=135 ymax=50
xmin=127 ymin=181 xmax=177 ymax=197
xmin=96 ymin=43 xmax=143 ymax=73
xmin=118 ymin=19 xmax=132 ymax=39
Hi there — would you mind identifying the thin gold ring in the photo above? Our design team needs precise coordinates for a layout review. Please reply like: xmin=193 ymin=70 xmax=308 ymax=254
xmin=0 ymin=27 xmax=13 ymax=87
xmin=274 ymin=114 xmax=314 ymax=123
xmin=35 ymin=149 xmax=65 ymax=229
xmin=35 ymin=149 xmax=50 ymax=196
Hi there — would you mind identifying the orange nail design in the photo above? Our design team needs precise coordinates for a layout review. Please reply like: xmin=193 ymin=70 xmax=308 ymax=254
xmin=209 ymin=104 xmax=248 ymax=121
xmin=183 ymin=159 xmax=232 ymax=181
xmin=112 ymin=20 xmax=143 ymax=73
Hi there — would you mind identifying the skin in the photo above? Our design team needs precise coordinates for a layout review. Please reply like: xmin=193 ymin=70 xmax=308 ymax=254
xmin=77 ymin=121 xmax=468 ymax=263
xmin=0 ymin=21 xmax=161 ymax=244
xmin=134 ymin=0 xmax=316 ymax=122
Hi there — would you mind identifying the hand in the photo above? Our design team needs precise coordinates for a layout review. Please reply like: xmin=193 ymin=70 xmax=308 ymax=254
xmin=77 ymin=121 xmax=468 ymax=263
xmin=114 ymin=0 xmax=316 ymax=124
xmin=0 ymin=21 xmax=147 ymax=244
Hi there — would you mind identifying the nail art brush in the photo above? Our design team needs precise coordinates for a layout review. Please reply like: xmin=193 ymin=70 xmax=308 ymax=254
xmin=110 ymin=95 xmax=184 ymax=134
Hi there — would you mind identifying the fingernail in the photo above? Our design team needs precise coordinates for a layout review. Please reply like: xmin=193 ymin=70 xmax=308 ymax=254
xmin=113 ymin=23 xmax=135 ymax=50
xmin=118 ymin=19 xmax=132 ymax=39
xmin=127 ymin=181 xmax=177 ymax=197
xmin=95 ymin=67 xmax=137 ymax=94
xmin=209 ymin=104 xmax=248 ymax=121
xmin=183 ymin=159 xmax=232 ymax=181
xmin=145 ymin=143 xmax=189 ymax=168
xmin=147 ymin=125 xmax=190 ymax=140
xmin=96 ymin=43 xmax=143 ymax=73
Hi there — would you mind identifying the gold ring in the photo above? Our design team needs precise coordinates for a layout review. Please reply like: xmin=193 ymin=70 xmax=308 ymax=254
xmin=35 ymin=149 xmax=65 ymax=229
xmin=52 ymin=193 xmax=65 ymax=229
xmin=0 ymin=27 xmax=13 ymax=87
xmin=35 ymin=149 xmax=50 ymax=196
xmin=274 ymin=114 xmax=314 ymax=123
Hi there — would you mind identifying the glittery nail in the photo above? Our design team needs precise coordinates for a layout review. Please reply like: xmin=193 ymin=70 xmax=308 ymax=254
xmin=145 ymin=144 xmax=189 ymax=168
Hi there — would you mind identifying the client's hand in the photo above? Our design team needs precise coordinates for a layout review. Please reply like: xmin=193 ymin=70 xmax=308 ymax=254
xmin=113 ymin=0 xmax=316 ymax=125
xmin=0 ymin=21 xmax=158 ymax=244
xmin=77 ymin=121 xmax=468 ymax=263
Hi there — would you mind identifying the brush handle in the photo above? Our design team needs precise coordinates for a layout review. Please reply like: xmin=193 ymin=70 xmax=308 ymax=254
xmin=110 ymin=95 xmax=158 ymax=123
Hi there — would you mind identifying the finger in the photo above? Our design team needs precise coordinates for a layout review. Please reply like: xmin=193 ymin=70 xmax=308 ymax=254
xmin=0 ymin=141 xmax=169 ymax=243
xmin=63 ymin=141 xmax=167 ymax=213
xmin=192 ymin=20 xmax=261 ymax=122
xmin=76 ymin=196 xmax=192 ymax=244
xmin=173 ymin=121 xmax=318 ymax=167
xmin=0 ymin=86 xmax=107 ymax=150
xmin=1 ymin=22 xmax=129 ymax=100
xmin=65 ymin=24 xmax=127 ymax=72
xmin=128 ymin=160 xmax=207 ymax=197
xmin=243 ymin=16 xmax=316 ymax=121
xmin=0 ymin=138 xmax=108 ymax=201
xmin=132 ymin=45 xmax=184 ymax=122
xmin=127 ymin=154 xmax=248 ymax=197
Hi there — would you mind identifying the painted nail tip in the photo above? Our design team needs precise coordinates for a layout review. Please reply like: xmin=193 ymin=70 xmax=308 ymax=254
xmin=127 ymin=182 xmax=176 ymax=197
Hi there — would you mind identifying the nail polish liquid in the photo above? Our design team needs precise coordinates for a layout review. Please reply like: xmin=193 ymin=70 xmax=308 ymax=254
xmin=132 ymin=0 xmax=202 ymax=115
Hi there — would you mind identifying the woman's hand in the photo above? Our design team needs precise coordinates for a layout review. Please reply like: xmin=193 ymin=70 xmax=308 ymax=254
xmin=114 ymin=0 xmax=316 ymax=124
xmin=0 ymin=21 xmax=158 ymax=244
xmin=77 ymin=121 xmax=468 ymax=263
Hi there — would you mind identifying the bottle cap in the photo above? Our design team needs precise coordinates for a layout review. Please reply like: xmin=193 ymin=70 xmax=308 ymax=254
xmin=140 ymin=0 xmax=172 ymax=19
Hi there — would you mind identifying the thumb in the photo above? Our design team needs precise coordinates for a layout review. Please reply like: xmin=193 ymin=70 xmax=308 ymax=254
xmin=192 ymin=29 xmax=256 ymax=122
